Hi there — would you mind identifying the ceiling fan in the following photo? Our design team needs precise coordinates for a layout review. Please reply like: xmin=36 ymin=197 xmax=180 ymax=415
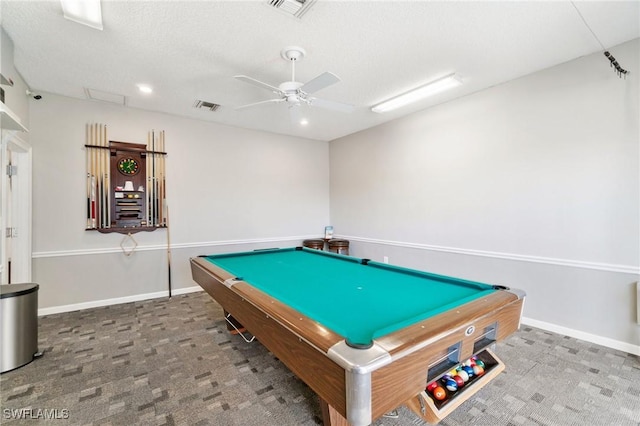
xmin=234 ymin=46 xmax=354 ymax=119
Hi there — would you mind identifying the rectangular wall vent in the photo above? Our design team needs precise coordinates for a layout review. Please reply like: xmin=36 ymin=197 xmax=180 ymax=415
xmin=267 ymin=0 xmax=317 ymax=19
xmin=193 ymin=100 xmax=221 ymax=111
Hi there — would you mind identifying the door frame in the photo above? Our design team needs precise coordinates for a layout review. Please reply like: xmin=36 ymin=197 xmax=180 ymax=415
xmin=1 ymin=131 xmax=32 ymax=283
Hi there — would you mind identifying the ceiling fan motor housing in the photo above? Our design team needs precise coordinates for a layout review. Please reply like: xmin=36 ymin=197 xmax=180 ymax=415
xmin=279 ymin=81 xmax=305 ymax=104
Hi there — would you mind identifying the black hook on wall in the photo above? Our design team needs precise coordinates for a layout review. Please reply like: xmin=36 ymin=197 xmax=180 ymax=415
xmin=604 ymin=51 xmax=629 ymax=79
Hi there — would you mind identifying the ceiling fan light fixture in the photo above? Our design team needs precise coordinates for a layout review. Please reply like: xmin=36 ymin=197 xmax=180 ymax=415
xmin=371 ymin=73 xmax=462 ymax=113
xmin=60 ymin=0 xmax=103 ymax=30
xmin=137 ymin=84 xmax=153 ymax=94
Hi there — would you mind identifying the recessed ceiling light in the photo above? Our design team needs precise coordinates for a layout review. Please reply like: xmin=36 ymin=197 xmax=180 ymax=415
xmin=300 ymin=119 xmax=309 ymax=126
xmin=137 ymin=84 xmax=153 ymax=94
xmin=371 ymin=73 xmax=462 ymax=113
xmin=60 ymin=0 xmax=103 ymax=30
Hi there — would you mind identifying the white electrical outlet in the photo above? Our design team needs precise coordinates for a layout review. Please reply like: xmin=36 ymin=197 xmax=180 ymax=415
xmin=383 ymin=256 xmax=389 ymax=264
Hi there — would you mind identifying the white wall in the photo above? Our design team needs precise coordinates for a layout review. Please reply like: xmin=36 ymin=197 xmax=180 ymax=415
xmin=329 ymin=39 xmax=640 ymax=353
xmin=30 ymin=94 xmax=330 ymax=309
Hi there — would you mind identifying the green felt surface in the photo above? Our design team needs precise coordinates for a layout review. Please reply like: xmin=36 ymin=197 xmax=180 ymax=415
xmin=204 ymin=248 xmax=496 ymax=346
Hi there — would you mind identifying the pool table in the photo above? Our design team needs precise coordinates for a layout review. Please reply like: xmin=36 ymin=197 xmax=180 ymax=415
xmin=190 ymin=247 xmax=525 ymax=425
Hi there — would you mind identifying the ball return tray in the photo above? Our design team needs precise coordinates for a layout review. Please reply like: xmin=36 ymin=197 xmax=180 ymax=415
xmin=405 ymin=348 xmax=505 ymax=424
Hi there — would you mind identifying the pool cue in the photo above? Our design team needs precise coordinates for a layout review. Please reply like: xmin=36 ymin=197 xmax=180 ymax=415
xmin=91 ymin=123 xmax=95 ymax=228
xmin=153 ymin=130 xmax=157 ymax=226
xmin=95 ymin=123 xmax=100 ymax=228
xmin=158 ymin=131 xmax=163 ymax=226
xmin=156 ymin=132 xmax=161 ymax=226
xmin=156 ymin=131 xmax=159 ymax=226
xmin=149 ymin=130 xmax=155 ymax=226
xmin=97 ymin=124 xmax=102 ymax=228
xmin=100 ymin=124 xmax=105 ymax=228
xmin=91 ymin=124 xmax=97 ymax=228
xmin=154 ymin=130 xmax=157 ymax=226
xmin=104 ymin=124 xmax=110 ymax=227
xmin=164 ymin=131 xmax=167 ymax=223
xmin=149 ymin=130 xmax=154 ymax=226
xmin=86 ymin=124 xmax=91 ymax=228
xmin=152 ymin=131 xmax=156 ymax=226
xmin=100 ymin=124 xmax=107 ymax=228
xmin=146 ymin=131 xmax=150 ymax=225
xmin=166 ymin=204 xmax=172 ymax=297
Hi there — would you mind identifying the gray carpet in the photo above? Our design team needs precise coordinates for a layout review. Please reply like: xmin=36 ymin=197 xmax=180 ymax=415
xmin=1 ymin=291 xmax=639 ymax=425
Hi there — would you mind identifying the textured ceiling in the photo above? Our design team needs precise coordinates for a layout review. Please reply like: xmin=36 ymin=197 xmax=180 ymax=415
xmin=1 ymin=1 xmax=638 ymax=141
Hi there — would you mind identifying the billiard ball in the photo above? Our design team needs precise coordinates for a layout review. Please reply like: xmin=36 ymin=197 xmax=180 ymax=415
xmin=473 ymin=365 xmax=485 ymax=376
xmin=462 ymin=365 xmax=475 ymax=378
xmin=475 ymin=359 xmax=485 ymax=369
xmin=432 ymin=386 xmax=447 ymax=401
xmin=426 ymin=381 xmax=438 ymax=392
xmin=457 ymin=369 xmax=469 ymax=382
xmin=453 ymin=375 xmax=464 ymax=388
xmin=443 ymin=377 xmax=458 ymax=392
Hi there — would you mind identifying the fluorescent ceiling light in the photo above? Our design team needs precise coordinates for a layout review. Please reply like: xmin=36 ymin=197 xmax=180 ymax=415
xmin=61 ymin=0 xmax=103 ymax=30
xmin=371 ymin=73 xmax=462 ymax=113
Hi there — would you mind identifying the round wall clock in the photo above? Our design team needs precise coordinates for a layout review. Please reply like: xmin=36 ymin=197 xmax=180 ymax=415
xmin=117 ymin=157 xmax=140 ymax=175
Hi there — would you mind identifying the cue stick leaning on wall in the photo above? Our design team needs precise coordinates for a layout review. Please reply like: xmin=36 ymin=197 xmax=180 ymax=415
xmin=166 ymin=204 xmax=172 ymax=297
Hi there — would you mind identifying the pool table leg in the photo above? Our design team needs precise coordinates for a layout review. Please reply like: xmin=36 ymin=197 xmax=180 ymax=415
xmin=319 ymin=397 xmax=350 ymax=426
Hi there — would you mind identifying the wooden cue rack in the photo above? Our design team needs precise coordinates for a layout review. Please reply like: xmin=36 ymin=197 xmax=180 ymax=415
xmin=85 ymin=124 xmax=167 ymax=234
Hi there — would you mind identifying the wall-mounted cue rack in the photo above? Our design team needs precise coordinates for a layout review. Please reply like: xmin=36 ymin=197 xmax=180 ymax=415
xmin=85 ymin=124 xmax=167 ymax=234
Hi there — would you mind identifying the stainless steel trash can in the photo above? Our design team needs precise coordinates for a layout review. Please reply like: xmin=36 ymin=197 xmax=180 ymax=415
xmin=1 ymin=283 xmax=39 ymax=373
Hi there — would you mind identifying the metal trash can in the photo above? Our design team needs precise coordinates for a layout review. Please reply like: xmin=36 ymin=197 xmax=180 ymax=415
xmin=1 ymin=283 xmax=39 ymax=373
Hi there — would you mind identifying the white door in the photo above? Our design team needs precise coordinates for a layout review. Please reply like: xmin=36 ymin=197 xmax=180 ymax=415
xmin=1 ymin=133 xmax=32 ymax=284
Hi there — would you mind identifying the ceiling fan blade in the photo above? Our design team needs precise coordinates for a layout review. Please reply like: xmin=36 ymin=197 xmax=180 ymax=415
xmin=234 ymin=75 xmax=281 ymax=93
xmin=309 ymin=97 xmax=355 ymax=113
xmin=300 ymin=72 xmax=340 ymax=94
xmin=235 ymin=98 xmax=285 ymax=111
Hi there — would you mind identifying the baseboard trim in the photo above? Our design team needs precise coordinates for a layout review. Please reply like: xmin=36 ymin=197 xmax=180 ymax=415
xmin=521 ymin=316 xmax=640 ymax=356
xmin=37 ymin=286 xmax=203 ymax=316
xmin=343 ymin=235 xmax=639 ymax=275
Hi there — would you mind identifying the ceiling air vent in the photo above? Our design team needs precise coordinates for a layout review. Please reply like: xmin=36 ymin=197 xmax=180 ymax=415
xmin=267 ymin=0 xmax=317 ymax=19
xmin=193 ymin=100 xmax=221 ymax=112
xmin=85 ymin=88 xmax=126 ymax=105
